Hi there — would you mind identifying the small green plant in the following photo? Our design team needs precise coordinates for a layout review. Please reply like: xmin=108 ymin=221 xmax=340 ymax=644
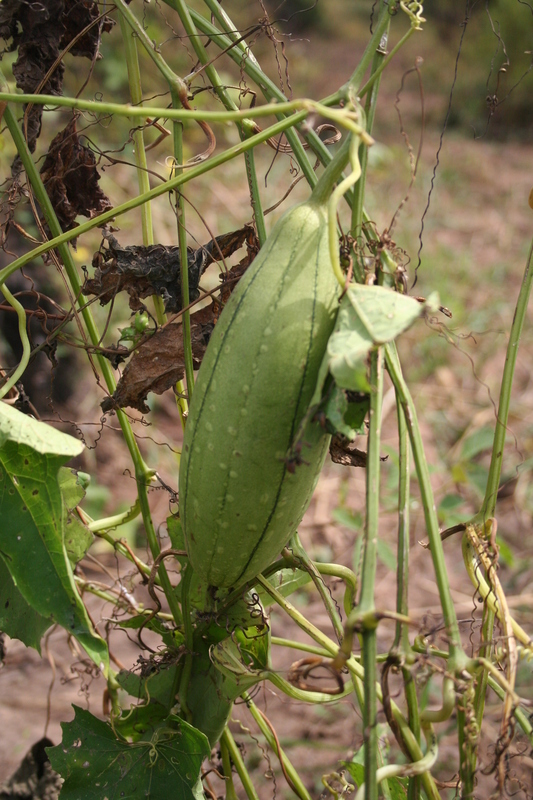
xmin=1 ymin=2 xmax=532 ymax=799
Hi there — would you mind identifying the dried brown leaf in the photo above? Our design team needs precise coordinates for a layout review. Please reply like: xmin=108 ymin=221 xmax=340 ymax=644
xmin=40 ymin=116 xmax=112 ymax=233
xmin=101 ymin=306 xmax=215 ymax=414
xmin=329 ymin=436 xmax=368 ymax=468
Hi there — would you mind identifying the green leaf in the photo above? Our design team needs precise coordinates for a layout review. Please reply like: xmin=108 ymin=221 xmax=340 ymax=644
xmin=344 ymin=395 xmax=369 ymax=434
xmin=47 ymin=706 xmax=210 ymax=800
xmin=59 ymin=468 xmax=93 ymax=565
xmin=377 ymin=539 xmax=396 ymax=571
xmin=210 ymin=630 xmax=269 ymax=693
xmin=0 ymin=554 xmax=51 ymax=651
xmin=328 ymin=286 xmax=434 ymax=391
xmin=459 ymin=426 xmax=495 ymax=461
xmin=323 ymin=385 xmax=368 ymax=439
xmin=118 ymin=614 xmax=185 ymax=650
xmin=0 ymin=403 xmax=108 ymax=673
xmin=186 ymin=638 xmax=237 ymax=746
xmin=113 ymin=702 xmax=170 ymax=741
xmin=117 ymin=660 xmax=181 ymax=708
xmin=254 ymin=568 xmax=312 ymax=607
xmin=332 ymin=507 xmax=363 ymax=532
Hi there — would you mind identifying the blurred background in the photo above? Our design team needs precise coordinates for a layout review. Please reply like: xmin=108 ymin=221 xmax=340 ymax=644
xmin=2 ymin=1 xmax=533 ymax=795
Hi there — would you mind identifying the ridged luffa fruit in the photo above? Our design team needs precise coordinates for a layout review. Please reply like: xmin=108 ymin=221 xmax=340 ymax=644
xmin=179 ymin=155 xmax=348 ymax=589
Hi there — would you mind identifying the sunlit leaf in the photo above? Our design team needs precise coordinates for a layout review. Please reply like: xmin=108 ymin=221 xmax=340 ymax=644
xmin=0 ymin=554 xmax=51 ymax=652
xmin=0 ymin=403 xmax=108 ymax=672
xmin=328 ymin=286 xmax=437 ymax=391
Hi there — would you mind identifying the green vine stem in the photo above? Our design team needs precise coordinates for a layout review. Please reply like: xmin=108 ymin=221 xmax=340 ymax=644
xmin=485 ymin=675 xmax=533 ymax=743
xmin=162 ymin=0 xmax=268 ymax=246
xmin=115 ymin=0 xmax=196 ymax=402
xmin=0 ymin=101 xmax=363 ymax=288
xmin=220 ymin=728 xmax=260 ymax=800
xmin=116 ymin=7 xmax=194 ymax=423
xmin=327 ymin=132 xmax=365 ymax=287
xmin=117 ymin=13 xmax=156 ymax=252
xmin=288 ymin=533 xmax=344 ymax=642
xmin=256 ymin=578 xmax=441 ymax=800
xmin=187 ymin=1 xmax=393 ymax=177
xmin=86 ymin=501 xmax=141 ymax=533
xmin=478 ymin=233 xmax=533 ymax=522
xmin=385 ymin=342 xmax=466 ymax=668
xmin=270 ymin=638 xmax=334 ymax=658
xmin=471 ymin=236 xmax=533 ymax=732
xmin=359 ymin=349 xmax=384 ymax=800
xmin=394 ymin=402 xmax=411 ymax=650
xmin=354 ymin=724 xmax=437 ymax=800
xmin=394 ymin=403 xmax=421 ymax=799
xmin=177 ymin=564 xmax=194 ymax=721
xmin=0 ymin=281 xmax=31 ymax=396
xmin=351 ymin=17 xmax=390 ymax=250
xmin=220 ymin=735 xmax=239 ymax=800
xmin=241 ymin=693 xmax=313 ymax=800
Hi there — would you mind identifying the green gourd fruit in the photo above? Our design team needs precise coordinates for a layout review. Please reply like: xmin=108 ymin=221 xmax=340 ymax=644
xmin=179 ymin=163 xmax=346 ymax=588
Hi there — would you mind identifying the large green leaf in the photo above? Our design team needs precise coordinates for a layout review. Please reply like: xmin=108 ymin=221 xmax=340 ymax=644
xmin=0 ymin=403 xmax=108 ymax=672
xmin=47 ymin=706 xmax=210 ymax=800
xmin=0 ymin=554 xmax=51 ymax=651
xmin=328 ymin=286 xmax=438 ymax=391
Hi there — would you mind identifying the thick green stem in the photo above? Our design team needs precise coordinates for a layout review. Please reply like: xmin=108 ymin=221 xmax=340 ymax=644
xmin=480 ymin=236 xmax=533 ymax=519
xmin=242 ymin=693 xmax=312 ymax=800
xmin=220 ymin=728 xmax=260 ymax=800
xmin=257 ymin=579 xmax=440 ymax=798
xmin=220 ymin=735 xmax=239 ymax=800
xmin=359 ymin=350 xmax=383 ymax=613
xmin=394 ymin=401 xmax=411 ymax=649
xmin=359 ymin=350 xmax=384 ymax=800
xmin=351 ymin=18 xmax=390 ymax=255
xmin=394 ymin=402 xmax=420 ymax=800
xmin=178 ymin=564 xmax=194 ymax=721
xmin=472 ymin=236 xmax=533 ymax=747
xmin=289 ymin=534 xmax=344 ymax=641
xmin=386 ymin=343 xmax=465 ymax=667
xmin=118 ymin=12 xmax=155 ymax=250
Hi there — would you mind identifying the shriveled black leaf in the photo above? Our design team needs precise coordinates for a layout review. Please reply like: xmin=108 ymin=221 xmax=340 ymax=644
xmin=60 ymin=0 xmax=114 ymax=60
xmin=0 ymin=0 xmax=64 ymax=151
xmin=83 ymin=226 xmax=255 ymax=314
xmin=0 ymin=0 xmax=113 ymax=152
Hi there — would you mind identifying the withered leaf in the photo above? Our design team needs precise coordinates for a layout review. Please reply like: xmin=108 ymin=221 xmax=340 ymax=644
xmin=329 ymin=436 xmax=388 ymax=468
xmin=101 ymin=306 xmax=215 ymax=414
xmin=0 ymin=0 xmax=113 ymax=153
xmin=60 ymin=0 xmax=114 ymax=60
xmin=83 ymin=226 xmax=255 ymax=314
xmin=329 ymin=436 xmax=368 ymax=468
xmin=40 ymin=116 xmax=112 ymax=233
